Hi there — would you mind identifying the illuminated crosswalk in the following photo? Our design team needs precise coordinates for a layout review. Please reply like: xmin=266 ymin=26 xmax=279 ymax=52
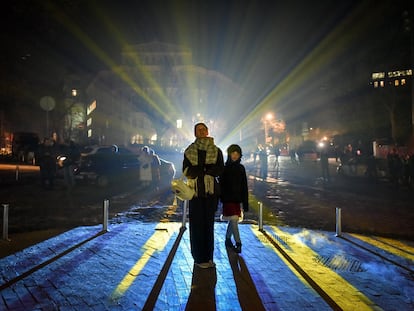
xmin=1 ymin=222 xmax=413 ymax=310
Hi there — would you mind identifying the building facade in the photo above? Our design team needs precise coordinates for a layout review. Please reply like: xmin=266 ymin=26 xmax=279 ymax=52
xmin=81 ymin=41 xmax=242 ymax=147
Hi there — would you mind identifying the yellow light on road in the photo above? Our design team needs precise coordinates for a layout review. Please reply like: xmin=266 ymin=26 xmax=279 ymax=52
xmin=111 ymin=223 xmax=180 ymax=300
xmin=251 ymin=226 xmax=377 ymax=310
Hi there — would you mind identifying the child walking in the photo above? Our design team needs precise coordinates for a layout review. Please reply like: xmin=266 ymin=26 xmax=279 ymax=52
xmin=220 ymin=144 xmax=249 ymax=253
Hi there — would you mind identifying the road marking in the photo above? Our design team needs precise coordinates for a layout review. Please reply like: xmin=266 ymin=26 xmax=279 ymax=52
xmin=111 ymin=222 xmax=180 ymax=300
xmin=349 ymin=234 xmax=414 ymax=262
xmin=251 ymin=225 xmax=380 ymax=311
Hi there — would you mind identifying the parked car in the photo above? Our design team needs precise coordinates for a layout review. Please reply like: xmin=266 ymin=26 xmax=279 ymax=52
xmin=80 ymin=144 xmax=132 ymax=156
xmin=74 ymin=152 xmax=140 ymax=187
xmin=74 ymin=145 xmax=176 ymax=188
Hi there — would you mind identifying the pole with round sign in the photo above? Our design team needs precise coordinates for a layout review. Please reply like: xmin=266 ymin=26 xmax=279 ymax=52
xmin=40 ymin=96 xmax=56 ymax=137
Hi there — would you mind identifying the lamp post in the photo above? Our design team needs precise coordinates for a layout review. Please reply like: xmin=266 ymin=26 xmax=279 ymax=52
xmin=71 ymin=89 xmax=77 ymax=141
xmin=40 ymin=96 xmax=56 ymax=138
xmin=71 ymin=88 xmax=86 ymax=143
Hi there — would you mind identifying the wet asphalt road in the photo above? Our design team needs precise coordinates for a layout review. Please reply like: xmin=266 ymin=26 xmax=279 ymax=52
xmin=246 ymin=156 xmax=414 ymax=240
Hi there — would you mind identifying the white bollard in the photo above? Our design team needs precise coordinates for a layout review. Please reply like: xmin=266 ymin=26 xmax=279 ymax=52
xmin=258 ymin=201 xmax=263 ymax=231
xmin=2 ymin=204 xmax=9 ymax=241
xmin=181 ymin=199 xmax=188 ymax=229
xmin=103 ymin=199 xmax=109 ymax=232
xmin=335 ymin=207 xmax=342 ymax=237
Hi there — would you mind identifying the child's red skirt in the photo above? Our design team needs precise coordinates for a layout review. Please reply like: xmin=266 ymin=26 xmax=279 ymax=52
xmin=222 ymin=202 xmax=241 ymax=217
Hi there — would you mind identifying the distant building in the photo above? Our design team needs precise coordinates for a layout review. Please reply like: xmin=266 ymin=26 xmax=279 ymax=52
xmin=371 ymin=69 xmax=412 ymax=88
xmin=82 ymin=41 xmax=242 ymax=147
xmin=371 ymin=68 xmax=413 ymax=143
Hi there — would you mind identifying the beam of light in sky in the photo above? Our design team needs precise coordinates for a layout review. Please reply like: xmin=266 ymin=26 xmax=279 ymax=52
xmin=40 ymin=1 xmax=392 ymax=148
xmin=216 ymin=2 xmax=373 ymax=145
xmin=166 ymin=1 xmax=200 ymax=111
xmin=91 ymin=4 xmax=180 ymax=115
xmin=43 ymin=1 xmax=250 ymax=143
xmin=42 ymin=1 xmax=189 ymax=138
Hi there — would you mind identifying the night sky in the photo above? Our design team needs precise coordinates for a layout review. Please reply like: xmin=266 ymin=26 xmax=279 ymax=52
xmin=1 ymin=0 xmax=412 ymax=137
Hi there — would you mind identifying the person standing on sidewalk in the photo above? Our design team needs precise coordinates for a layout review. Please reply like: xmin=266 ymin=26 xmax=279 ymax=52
xmin=61 ymin=140 xmax=80 ymax=190
xmin=320 ymin=149 xmax=330 ymax=182
xmin=183 ymin=122 xmax=224 ymax=269
xmin=38 ymin=137 xmax=57 ymax=189
xmin=220 ymin=144 xmax=249 ymax=254
xmin=258 ymin=147 xmax=268 ymax=180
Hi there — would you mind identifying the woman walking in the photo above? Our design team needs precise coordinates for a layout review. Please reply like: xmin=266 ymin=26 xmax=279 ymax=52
xmin=220 ymin=144 xmax=249 ymax=253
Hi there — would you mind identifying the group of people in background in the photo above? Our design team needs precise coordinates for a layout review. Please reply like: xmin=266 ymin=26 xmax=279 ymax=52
xmin=252 ymin=144 xmax=268 ymax=180
xmin=138 ymin=145 xmax=161 ymax=192
xmin=250 ymin=141 xmax=414 ymax=188
xmin=338 ymin=144 xmax=414 ymax=188
xmin=387 ymin=148 xmax=414 ymax=188
xmin=38 ymin=137 xmax=80 ymax=190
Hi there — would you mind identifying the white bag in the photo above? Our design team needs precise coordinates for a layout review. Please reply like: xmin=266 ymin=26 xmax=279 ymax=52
xmin=171 ymin=168 xmax=195 ymax=201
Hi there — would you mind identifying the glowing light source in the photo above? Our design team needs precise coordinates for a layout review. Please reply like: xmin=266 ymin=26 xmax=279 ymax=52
xmin=265 ymin=113 xmax=273 ymax=121
xmin=176 ymin=119 xmax=182 ymax=129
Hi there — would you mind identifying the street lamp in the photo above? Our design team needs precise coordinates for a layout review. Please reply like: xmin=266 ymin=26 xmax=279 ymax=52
xmin=70 ymin=88 xmax=86 ymax=143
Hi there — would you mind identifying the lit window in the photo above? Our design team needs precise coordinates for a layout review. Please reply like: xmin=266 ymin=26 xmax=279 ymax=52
xmin=87 ymin=118 xmax=92 ymax=127
xmin=401 ymin=79 xmax=406 ymax=85
xmin=395 ymin=80 xmax=399 ymax=86
xmin=380 ymin=80 xmax=384 ymax=87
xmin=88 ymin=129 xmax=92 ymax=137
xmin=131 ymin=134 xmax=143 ymax=144
xmin=372 ymin=72 xmax=385 ymax=79
xmin=176 ymin=119 xmax=182 ymax=129
xmin=374 ymin=81 xmax=378 ymax=88
xmin=87 ymin=100 xmax=96 ymax=115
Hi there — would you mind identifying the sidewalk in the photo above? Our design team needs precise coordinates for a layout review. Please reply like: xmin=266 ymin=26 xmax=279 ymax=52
xmin=1 ymin=220 xmax=413 ymax=310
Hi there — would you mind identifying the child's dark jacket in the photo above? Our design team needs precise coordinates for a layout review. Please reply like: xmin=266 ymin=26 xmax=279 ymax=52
xmin=220 ymin=159 xmax=249 ymax=211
